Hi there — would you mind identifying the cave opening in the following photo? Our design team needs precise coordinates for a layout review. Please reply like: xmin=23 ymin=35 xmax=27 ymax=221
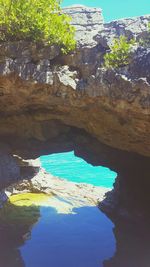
xmin=1 ymin=122 xmax=150 ymax=267
xmin=1 ymin=120 xmax=150 ymax=218
xmin=0 ymin=127 xmax=119 ymax=267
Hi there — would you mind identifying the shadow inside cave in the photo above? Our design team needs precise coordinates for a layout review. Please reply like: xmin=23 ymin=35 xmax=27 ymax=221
xmin=103 ymin=220 xmax=150 ymax=267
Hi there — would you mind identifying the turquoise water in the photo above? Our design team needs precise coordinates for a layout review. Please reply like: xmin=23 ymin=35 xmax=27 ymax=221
xmin=20 ymin=204 xmax=115 ymax=267
xmin=62 ymin=0 xmax=150 ymax=22
xmin=40 ymin=151 xmax=117 ymax=188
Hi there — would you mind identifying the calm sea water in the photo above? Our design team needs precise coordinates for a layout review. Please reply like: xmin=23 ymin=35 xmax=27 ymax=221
xmin=20 ymin=204 xmax=115 ymax=267
xmin=40 ymin=151 xmax=117 ymax=188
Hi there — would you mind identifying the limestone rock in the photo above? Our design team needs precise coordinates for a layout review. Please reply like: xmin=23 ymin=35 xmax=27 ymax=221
xmin=0 ymin=144 xmax=20 ymax=189
xmin=64 ymin=5 xmax=104 ymax=47
xmin=96 ymin=15 xmax=150 ymax=48
xmin=0 ymin=6 xmax=150 ymax=157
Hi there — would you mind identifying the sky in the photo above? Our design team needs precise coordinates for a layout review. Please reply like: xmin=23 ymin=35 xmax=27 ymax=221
xmin=62 ymin=0 xmax=150 ymax=22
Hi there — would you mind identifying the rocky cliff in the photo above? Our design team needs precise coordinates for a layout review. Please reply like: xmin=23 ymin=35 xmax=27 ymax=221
xmin=0 ymin=5 xmax=150 ymax=222
xmin=0 ymin=5 xmax=150 ymax=156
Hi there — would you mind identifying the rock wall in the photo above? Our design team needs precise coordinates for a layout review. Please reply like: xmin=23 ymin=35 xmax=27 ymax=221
xmin=0 ymin=6 xmax=150 ymax=156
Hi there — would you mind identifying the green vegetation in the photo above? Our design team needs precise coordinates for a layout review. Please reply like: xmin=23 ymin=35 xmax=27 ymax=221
xmin=104 ymin=35 xmax=135 ymax=69
xmin=140 ymin=22 xmax=150 ymax=47
xmin=0 ymin=0 xmax=76 ymax=53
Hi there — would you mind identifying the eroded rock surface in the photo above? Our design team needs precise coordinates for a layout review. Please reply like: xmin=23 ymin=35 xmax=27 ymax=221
xmin=0 ymin=6 xmax=150 ymax=156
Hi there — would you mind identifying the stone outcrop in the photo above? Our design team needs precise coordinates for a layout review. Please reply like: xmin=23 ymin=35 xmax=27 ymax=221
xmin=0 ymin=6 xmax=150 ymax=156
xmin=0 ymin=144 xmax=20 ymax=188
xmin=64 ymin=5 xmax=104 ymax=47
xmin=0 ymin=6 xmax=150 ymax=223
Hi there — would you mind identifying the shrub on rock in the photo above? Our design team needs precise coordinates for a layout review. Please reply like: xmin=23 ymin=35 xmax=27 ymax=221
xmin=104 ymin=35 xmax=135 ymax=69
xmin=0 ymin=0 xmax=76 ymax=53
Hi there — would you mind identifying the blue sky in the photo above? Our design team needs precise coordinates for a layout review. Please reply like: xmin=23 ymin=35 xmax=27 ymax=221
xmin=62 ymin=0 xmax=150 ymax=22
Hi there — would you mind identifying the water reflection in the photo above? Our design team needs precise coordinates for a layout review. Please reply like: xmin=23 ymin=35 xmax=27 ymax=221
xmin=20 ymin=205 xmax=115 ymax=267
xmin=1 ymin=197 xmax=150 ymax=267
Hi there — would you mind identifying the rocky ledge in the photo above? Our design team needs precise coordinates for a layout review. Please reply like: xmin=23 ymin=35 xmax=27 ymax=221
xmin=5 ymin=166 xmax=109 ymax=209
